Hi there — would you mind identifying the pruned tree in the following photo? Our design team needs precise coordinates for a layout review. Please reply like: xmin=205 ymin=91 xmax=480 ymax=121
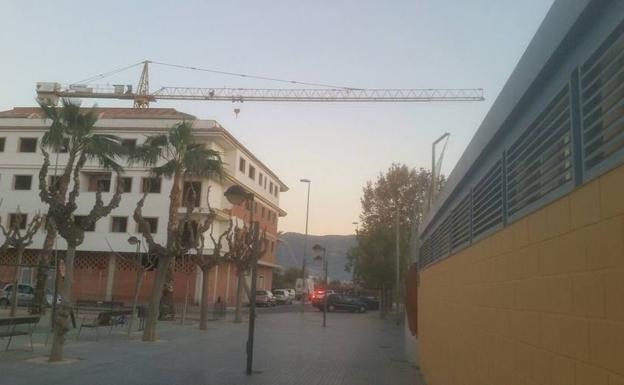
xmin=0 ymin=207 xmax=43 ymax=317
xmin=181 ymin=187 xmax=231 ymax=330
xmin=225 ymin=220 xmax=267 ymax=323
xmin=104 ymin=238 xmax=156 ymax=336
xmin=129 ymin=121 xmax=222 ymax=336
xmin=38 ymin=100 xmax=126 ymax=362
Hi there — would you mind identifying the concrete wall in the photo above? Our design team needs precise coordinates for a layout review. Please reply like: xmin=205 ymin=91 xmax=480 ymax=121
xmin=418 ymin=164 xmax=624 ymax=385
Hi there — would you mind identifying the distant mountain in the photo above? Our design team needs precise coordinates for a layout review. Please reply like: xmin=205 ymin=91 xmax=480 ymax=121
xmin=276 ymin=232 xmax=356 ymax=282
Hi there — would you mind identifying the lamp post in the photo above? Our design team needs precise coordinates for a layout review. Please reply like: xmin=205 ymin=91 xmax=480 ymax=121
xmin=312 ymin=244 xmax=328 ymax=327
xmin=224 ymin=184 xmax=258 ymax=376
xmin=395 ymin=202 xmax=400 ymax=325
xmin=127 ymin=236 xmax=142 ymax=336
xmin=351 ymin=222 xmax=358 ymax=283
xmin=300 ymin=179 xmax=311 ymax=312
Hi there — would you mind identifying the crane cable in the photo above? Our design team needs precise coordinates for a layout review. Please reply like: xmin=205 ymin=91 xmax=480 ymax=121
xmin=71 ymin=59 xmax=360 ymax=90
xmin=71 ymin=61 xmax=146 ymax=85
xmin=150 ymin=61 xmax=359 ymax=90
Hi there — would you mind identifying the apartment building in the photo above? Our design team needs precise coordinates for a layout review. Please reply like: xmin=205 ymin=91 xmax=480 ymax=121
xmin=0 ymin=106 xmax=287 ymax=306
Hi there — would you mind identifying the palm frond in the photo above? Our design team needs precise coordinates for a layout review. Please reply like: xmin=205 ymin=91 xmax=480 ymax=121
xmin=183 ymin=147 xmax=223 ymax=179
xmin=127 ymin=134 xmax=168 ymax=166
xmin=84 ymin=135 xmax=125 ymax=172
xmin=151 ymin=159 xmax=177 ymax=178
xmin=168 ymin=121 xmax=193 ymax=150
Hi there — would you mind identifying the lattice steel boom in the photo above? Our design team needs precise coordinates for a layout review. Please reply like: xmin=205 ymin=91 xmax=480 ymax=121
xmin=35 ymin=60 xmax=484 ymax=107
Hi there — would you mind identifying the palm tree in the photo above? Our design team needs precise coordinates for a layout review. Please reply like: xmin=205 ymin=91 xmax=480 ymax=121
xmin=130 ymin=121 xmax=222 ymax=341
xmin=32 ymin=100 xmax=124 ymax=315
xmin=38 ymin=99 xmax=126 ymax=361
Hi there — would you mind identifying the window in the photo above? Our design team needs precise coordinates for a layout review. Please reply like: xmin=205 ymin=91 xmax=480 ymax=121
xmin=117 ymin=177 xmax=132 ymax=193
xmin=74 ymin=215 xmax=95 ymax=232
xmin=0 ymin=137 xmax=5 ymax=152
xmin=271 ymin=241 xmax=274 ymax=253
xmin=138 ymin=217 xmax=158 ymax=234
xmin=87 ymin=173 xmax=111 ymax=192
xmin=14 ymin=175 xmax=32 ymax=190
xmin=249 ymin=165 xmax=256 ymax=180
xmin=9 ymin=213 xmax=27 ymax=230
xmin=269 ymin=181 xmax=273 ymax=194
xmin=183 ymin=181 xmax=202 ymax=207
xmin=274 ymin=188 xmax=278 ymax=198
xmin=121 ymin=139 xmax=137 ymax=152
xmin=261 ymin=206 xmax=265 ymax=218
xmin=111 ymin=217 xmax=128 ymax=233
xmin=239 ymin=157 xmax=246 ymax=173
xmin=19 ymin=138 xmax=38 ymax=153
xmin=18 ymin=284 xmax=33 ymax=295
xmin=141 ymin=177 xmax=162 ymax=193
xmin=259 ymin=173 xmax=263 ymax=186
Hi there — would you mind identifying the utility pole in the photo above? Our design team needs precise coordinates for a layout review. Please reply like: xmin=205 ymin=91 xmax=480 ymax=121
xmin=395 ymin=202 xmax=400 ymax=324
xmin=300 ymin=179 xmax=311 ymax=312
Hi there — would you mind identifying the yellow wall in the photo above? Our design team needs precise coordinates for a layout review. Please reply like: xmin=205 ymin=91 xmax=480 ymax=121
xmin=418 ymin=164 xmax=624 ymax=385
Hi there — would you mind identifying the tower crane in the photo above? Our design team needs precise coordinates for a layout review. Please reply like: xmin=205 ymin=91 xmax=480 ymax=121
xmin=35 ymin=60 xmax=484 ymax=108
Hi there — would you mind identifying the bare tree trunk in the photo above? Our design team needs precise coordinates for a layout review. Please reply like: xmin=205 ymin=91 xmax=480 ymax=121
xmin=142 ymin=256 xmax=171 ymax=342
xmin=159 ymin=264 xmax=176 ymax=320
xmin=32 ymin=229 xmax=55 ymax=315
xmin=128 ymin=270 xmax=144 ymax=337
xmin=380 ymin=285 xmax=386 ymax=319
xmin=10 ymin=246 xmax=25 ymax=317
xmin=234 ymin=272 xmax=244 ymax=323
xmin=49 ymin=246 xmax=75 ymax=362
xmin=181 ymin=274 xmax=190 ymax=325
xmin=199 ymin=267 xmax=210 ymax=330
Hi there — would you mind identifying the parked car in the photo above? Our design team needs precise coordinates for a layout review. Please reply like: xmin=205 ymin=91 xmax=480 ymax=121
xmin=312 ymin=294 xmax=368 ymax=313
xmin=0 ymin=283 xmax=61 ymax=307
xmin=309 ymin=289 xmax=334 ymax=302
xmin=287 ymin=288 xmax=296 ymax=299
xmin=357 ymin=296 xmax=380 ymax=310
xmin=271 ymin=289 xmax=293 ymax=305
xmin=255 ymin=290 xmax=276 ymax=307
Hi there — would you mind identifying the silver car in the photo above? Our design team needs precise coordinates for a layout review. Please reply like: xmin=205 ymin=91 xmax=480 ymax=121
xmin=0 ymin=283 xmax=60 ymax=307
xmin=272 ymin=289 xmax=293 ymax=305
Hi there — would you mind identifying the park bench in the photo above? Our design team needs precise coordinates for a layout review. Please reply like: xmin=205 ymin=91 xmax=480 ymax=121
xmin=75 ymin=300 xmax=125 ymax=311
xmin=77 ymin=310 xmax=132 ymax=340
xmin=0 ymin=316 xmax=40 ymax=351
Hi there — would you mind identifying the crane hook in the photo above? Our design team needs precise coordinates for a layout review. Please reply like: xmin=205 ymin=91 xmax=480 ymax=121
xmin=234 ymin=108 xmax=240 ymax=118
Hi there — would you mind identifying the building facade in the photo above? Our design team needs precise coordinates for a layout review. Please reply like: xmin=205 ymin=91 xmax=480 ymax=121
xmin=0 ymin=107 xmax=287 ymax=307
xmin=412 ymin=0 xmax=624 ymax=384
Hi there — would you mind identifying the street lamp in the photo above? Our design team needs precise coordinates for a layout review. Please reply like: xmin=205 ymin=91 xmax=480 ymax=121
xmin=300 ymin=178 xmax=311 ymax=313
xmin=312 ymin=244 xmax=328 ymax=327
xmin=127 ymin=236 xmax=142 ymax=336
xmin=224 ymin=184 xmax=258 ymax=376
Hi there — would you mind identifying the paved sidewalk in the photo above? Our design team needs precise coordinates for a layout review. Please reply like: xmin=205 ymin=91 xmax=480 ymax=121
xmin=0 ymin=309 xmax=425 ymax=385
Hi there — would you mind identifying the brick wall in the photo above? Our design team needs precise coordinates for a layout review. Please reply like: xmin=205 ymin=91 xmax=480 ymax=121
xmin=418 ymin=164 xmax=624 ymax=385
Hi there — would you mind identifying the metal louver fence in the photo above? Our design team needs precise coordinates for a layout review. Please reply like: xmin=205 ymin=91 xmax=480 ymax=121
xmin=581 ymin=24 xmax=624 ymax=175
xmin=420 ymin=22 xmax=624 ymax=269
xmin=506 ymin=85 xmax=573 ymax=218
xmin=472 ymin=161 xmax=503 ymax=238
xmin=450 ymin=195 xmax=471 ymax=250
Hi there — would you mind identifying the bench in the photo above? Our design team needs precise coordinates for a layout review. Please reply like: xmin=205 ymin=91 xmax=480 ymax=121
xmin=77 ymin=310 xmax=132 ymax=340
xmin=75 ymin=300 xmax=125 ymax=311
xmin=0 ymin=316 xmax=40 ymax=351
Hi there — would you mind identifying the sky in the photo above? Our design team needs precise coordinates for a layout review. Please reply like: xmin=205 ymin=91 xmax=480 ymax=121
xmin=0 ymin=0 xmax=554 ymax=235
